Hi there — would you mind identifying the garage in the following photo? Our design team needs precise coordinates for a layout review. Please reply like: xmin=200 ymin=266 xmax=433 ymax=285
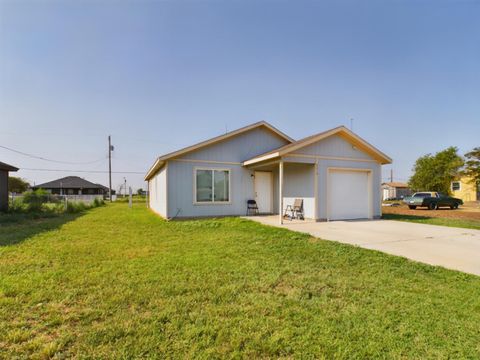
xmin=328 ymin=169 xmax=371 ymax=220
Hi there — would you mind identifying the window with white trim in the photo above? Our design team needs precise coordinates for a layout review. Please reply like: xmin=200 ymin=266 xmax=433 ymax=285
xmin=451 ymin=181 xmax=460 ymax=191
xmin=195 ymin=169 xmax=230 ymax=203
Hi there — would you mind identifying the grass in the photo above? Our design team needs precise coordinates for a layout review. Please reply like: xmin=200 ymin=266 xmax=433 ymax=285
xmin=383 ymin=213 xmax=480 ymax=230
xmin=1 ymin=203 xmax=480 ymax=358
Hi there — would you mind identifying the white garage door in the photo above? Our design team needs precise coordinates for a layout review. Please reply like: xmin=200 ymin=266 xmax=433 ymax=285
xmin=329 ymin=170 xmax=370 ymax=220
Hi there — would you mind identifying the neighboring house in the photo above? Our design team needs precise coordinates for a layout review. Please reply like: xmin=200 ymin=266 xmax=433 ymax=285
xmin=382 ymin=182 xmax=412 ymax=201
xmin=145 ymin=121 xmax=392 ymax=222
xmin=32 ymin=176 xmax=112 ymax=201
xmin=0 ymin=161 xmax=19 ymax=212
xmin=451 ymin=176 xmax=480 ymax=202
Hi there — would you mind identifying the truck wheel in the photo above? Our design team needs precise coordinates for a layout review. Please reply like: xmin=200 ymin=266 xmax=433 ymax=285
xmin=428 ymin=202 xmax=438 ymax=210
xmin=408 ymin=205 xmax=416 ymax=210
xmin=450 ymin=203 xmax=459 ymax=210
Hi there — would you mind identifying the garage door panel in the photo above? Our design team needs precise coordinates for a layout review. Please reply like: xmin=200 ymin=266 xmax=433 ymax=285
xmin=329 ymin=170 xmax=370 ymax=220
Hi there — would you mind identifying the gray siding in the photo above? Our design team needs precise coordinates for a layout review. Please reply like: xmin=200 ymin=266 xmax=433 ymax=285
xmin=149 ymin=126 xmax=385 ymax=220
xmin=177 ymin=126 xmax=289 ymax=163
xmin=282 ymin=163 xmax=315 ymax=218
xmin=283 ymin=135 xmax=381 ymax=220
xmin=167 ymin=160 xmax=255 ymax=217
xmin=165 ymin=126 xmax=290 ymax=218
xmin=295 ymin=134 xmax=373 ymax=160
xmin=271 ymin=159 xmax=380 ymax=220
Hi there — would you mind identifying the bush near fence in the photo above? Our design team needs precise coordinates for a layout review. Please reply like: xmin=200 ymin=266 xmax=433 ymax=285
xmin=8 ymin=189 xmax=105 ymax=214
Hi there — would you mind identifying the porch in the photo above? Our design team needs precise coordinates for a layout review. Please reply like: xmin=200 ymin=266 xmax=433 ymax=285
xmin=246 ymin=159 xmax=318 ymax=224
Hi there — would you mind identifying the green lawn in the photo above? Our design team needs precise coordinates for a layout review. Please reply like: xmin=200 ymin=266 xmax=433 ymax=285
xmin=383 ymin=213 xmax=480 ymax=230
xmin=1 ymin=203 xmax=480 ymax=358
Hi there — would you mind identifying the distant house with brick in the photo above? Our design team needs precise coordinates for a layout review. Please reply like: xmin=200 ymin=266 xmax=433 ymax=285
xmin=0 ymin=161 xmax=19 ymax=211
xmin=382 ymin=182 xmax=412 ymax=201
xmin=451 ymin=176 xmax=479 ymax=202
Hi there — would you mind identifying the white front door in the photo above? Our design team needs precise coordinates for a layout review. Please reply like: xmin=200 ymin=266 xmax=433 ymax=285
xmin=254 ymin=171 xmax=272 ymax=214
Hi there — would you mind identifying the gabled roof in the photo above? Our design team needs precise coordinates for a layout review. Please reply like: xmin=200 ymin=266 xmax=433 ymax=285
xmin=0 ymin=161 xmax=18 ymax=172
xmin=33 ymin=176 xmax=107 ymax=190
xmin=244 ymin=126 xmax=392 ymax=165
xmin=382 ymin=182 xmax=409 ymax=188
xmin=145 ymin=121 xmax=294 ymax=180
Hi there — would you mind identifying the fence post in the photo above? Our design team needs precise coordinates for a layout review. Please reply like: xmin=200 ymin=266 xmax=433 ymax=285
xmin=129 ymin=187 xmax=133 ymax=208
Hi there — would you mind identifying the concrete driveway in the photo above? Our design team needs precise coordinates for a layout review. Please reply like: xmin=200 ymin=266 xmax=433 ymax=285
xmin=247 ymin=216 xmax=480 ymax=276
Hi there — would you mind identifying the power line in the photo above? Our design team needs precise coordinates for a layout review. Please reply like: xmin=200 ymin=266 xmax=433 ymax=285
xmin=0 ymin=144 xmax=107 ymax=165
xmin=21 ymin=167 xmax=144 ymax=174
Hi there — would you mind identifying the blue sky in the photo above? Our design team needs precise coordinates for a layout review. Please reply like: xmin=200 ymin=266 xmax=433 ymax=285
xmin=1 ymin=0 xmax=479 ymax=191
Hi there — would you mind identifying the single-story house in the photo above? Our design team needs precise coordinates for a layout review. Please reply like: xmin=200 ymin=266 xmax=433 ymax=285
xmin=382 ymin=182 xmax=412 ymax=201
xmin=145 ymin=121 xmax=392 ymax=222
xmin=451 ymin=176 xmax=479 ymax=202
xmin=33 ymin=176 xmax=112 ymax=201
xmin=0 ymin=161 xmax=19 ymax=212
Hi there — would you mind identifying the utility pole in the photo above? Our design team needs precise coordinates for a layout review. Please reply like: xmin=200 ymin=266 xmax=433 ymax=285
xmin=124 ymin=177 xmax=127 ymax=197
xmin=108 ymin=135 xmax=114 ymax=202
xmin=390 ymin=169 xmax=393 ymax=183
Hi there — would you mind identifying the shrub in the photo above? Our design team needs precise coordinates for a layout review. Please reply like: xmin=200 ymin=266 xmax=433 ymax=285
xmin=9 ymin=192 xmax=106 ymax=215
xmin=9 ymin=197 xmax=28 ymax=213
xmin=65 ymin=201 xmax=87 ymax=213
xmin=22 ymin=189 xmax=50 ymax=212
xmin=93 ymin=198 xmax=105 ymax=207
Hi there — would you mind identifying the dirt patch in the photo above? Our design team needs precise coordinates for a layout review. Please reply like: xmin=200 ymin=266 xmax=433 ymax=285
xmin=382 ymin=203 xmax=480 ymax=221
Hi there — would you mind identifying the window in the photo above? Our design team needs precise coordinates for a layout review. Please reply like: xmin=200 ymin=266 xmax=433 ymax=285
xmin=451 ymin=181 xmax=460 ymax=191
xmin=413 ymin=193 xmax=432 ymax=198
xmin=195 ymin=168 xmax=230 ymax=203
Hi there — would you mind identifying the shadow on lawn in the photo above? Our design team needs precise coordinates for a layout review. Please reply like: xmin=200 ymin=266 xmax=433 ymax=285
xmin=0 ymin=212 xmax=85 ymax=246
xmin=382 ymin=213 xmax=431 ymax=221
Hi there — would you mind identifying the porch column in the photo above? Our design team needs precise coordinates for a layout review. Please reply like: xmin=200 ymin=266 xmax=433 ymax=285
xmin=279 ymin=160 xmax=284 ymax=225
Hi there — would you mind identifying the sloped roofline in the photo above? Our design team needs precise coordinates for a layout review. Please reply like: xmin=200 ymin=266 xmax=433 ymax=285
xmin=33 ymin=176 xmax=107 ymax=189
xmin=382 ymin=182 xmax=409 ymax=188
xmin=0 ymin=161 xmax=18 ymax=172
xmin=144 ymin=121 xmax=294 ymax=180
xmin=243 ymin=126 xmax=392 ymax=166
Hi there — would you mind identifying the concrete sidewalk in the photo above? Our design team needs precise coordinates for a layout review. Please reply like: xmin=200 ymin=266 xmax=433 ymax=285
xmin=246 ymin=216 xmax=480 ymax=276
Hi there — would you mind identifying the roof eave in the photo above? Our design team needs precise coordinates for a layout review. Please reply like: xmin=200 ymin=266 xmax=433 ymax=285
xmin=243 ymin=126 xmax=392 ymax=166
xmin=144 ymin=159 xmax=165 ymax=181
xmin=243 ymin=152 xmax=280 ymax=166
xmin=145 ymin=121 xmax=293 ymax=179
xmin=0 ymin=165 xmax=18 ymax=172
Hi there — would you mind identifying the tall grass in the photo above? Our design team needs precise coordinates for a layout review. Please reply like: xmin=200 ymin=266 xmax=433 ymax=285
xmin=8 ymin=190 xmax=105 ymax=216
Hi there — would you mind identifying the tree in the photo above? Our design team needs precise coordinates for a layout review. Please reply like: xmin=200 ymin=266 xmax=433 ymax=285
xmin=8 ymin=176 xmax=30 ymax=194
xmin=462 ymin=147 xmax=480 ymax=188
xmin=137 ymin=188 xmax=146 ymax=196
xmin=409 ymin=147 xmax=464 ymax=194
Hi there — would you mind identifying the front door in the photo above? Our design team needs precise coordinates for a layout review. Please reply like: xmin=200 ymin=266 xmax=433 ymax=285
xmin=254 ymin=171 xmax=273 ymax=214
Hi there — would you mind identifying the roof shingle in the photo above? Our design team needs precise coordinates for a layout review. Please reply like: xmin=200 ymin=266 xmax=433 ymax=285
xmin=33 ymin=176 xmax=107 ymax=189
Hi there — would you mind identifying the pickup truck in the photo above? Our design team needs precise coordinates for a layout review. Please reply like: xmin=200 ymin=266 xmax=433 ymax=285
xmin=403 ymin=192 xmax=463 ymax=210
